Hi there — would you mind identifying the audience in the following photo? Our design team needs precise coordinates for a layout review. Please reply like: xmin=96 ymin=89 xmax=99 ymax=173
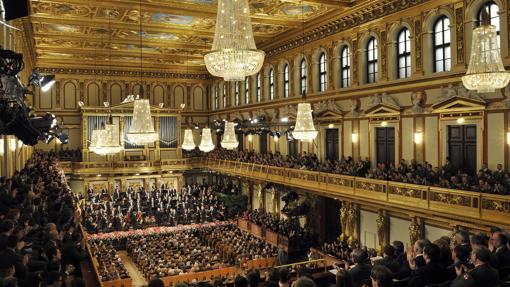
xmin=82 ymin=184 xmax=234 ymax=234
xmin=244 ymin=209 xmax=307 ymax=238
xmin=125 ymin=224 xmax=277 ymax=280
xmin=208 ymin=148 xmax=510 ymax=195
xmin=0 ymin=151 xmax=85 ymax=286
xmin=50 ymin=148 xmax=82 ymax=162
xmin=89 ymin=240 xmax=129 ymax=282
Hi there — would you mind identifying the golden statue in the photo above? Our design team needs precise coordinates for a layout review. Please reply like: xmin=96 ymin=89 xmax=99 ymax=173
xmin=347 ymin=203 xmax=357 ymax=243
xmin=409 ymin=216 xmax=421 ymax=245
xmin=339 ymin=202 xmax=348 ymax=240
xmin=376 ymin=210 xmax=387 ymax=252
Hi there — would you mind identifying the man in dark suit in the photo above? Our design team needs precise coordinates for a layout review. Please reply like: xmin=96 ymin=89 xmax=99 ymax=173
xmin=408 ymin=243 xmax=449 ymax=287
xmin=375 ymin=245 xmax=400 ymax=274
xmin=347 ymin=249 xmax=371 ymax=287
xmin=490 ymin=232 xmax=510 ymax=269
xmin=469 ymin=246 xmax=499 ymax=287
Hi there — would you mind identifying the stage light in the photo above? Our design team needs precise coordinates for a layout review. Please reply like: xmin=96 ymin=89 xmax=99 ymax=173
xmin=280 ymin=117 xmax=289 ymax=123
xmin=9 ymin=138 xmax=15 ymax=151
xmin=247 ymin=134 xmax=253 ymax=142
xmin=28 ymin=70 xmax=56 ymax=92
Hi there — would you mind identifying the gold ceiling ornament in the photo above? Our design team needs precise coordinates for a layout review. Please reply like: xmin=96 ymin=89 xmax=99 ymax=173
xmin=204 ymin=0 xmax=265 ymax=81
xmin=127 ymin=0 xmax=158 ymax=145
xmin=198 ymin=128 xmax=215 ymax=152
xmin=181 ymin=129 xmax=196 ymax=151
xmin=462 ymin=8 xmax=510 ymax=93
xmin=220 ymin=121 xmax=239 ymax=150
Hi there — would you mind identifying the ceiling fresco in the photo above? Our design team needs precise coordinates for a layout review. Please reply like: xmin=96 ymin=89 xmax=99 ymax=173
xmin=28 ymin=0 xmax=354 ymax=72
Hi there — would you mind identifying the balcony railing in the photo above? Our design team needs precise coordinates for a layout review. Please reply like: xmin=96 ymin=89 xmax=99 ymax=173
xmin=204 ymin=158 xmax=510 ymax=226
xmin=60 ymin=158 xmax=510 ymax=226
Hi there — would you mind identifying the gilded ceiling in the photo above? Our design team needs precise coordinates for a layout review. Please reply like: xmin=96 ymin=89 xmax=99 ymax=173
xmin=28 ymin=0 xmax=354 ymax=73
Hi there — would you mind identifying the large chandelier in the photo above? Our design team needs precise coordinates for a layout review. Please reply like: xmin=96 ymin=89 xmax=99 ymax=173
xmin=89 ymin=126 xmax=104 ymax=154
xmin=204 ymin=0 xmax=265 ymax=81
xmin=199 ymin=128 xmax=215 ymax=152
xmin=221 ymin=121 xmax=239 ymax=150
xmin=127 ymin=99 xmax=158 ymax=145
xmin=462 ymin=10 xmax=510 ymax=92
xmin=181 ymin=129 xmax=196 ymax=151
xmin=292 ymin=103 xmax=318 ymax=141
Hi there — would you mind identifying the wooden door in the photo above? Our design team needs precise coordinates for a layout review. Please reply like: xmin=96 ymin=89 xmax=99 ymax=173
xmin=448 ymin=125 xmax=477 ymax=175
xmin=375 ymin=127 xmax=395 ymax=166
xmin=325 ymin=128 xmax=339 ymax=161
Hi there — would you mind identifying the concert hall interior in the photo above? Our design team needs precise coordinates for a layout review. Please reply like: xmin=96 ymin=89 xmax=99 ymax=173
xmin=1 ymin=0 xmax=510 ymax=287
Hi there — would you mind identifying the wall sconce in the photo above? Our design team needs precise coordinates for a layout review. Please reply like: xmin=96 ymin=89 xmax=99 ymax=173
xmin=456 ymin=117 xmax=465 ymax=124
xmin=18 ymin=140 xmax=23 ymax=148
xmin=381 ymin=121 xmax=388 ymax=127
xmin=9 ymin=138 xmax=16 ymax=152
xmin=0 ymin=139 xmax=4 ymax=156
xmin=351 ymin=133 xmax=359 ymax=143
xmin=247 ymin=134 xmax=253 ymax=142
xmin=507 ymin=132 xmax=510 ymax=146
xmin=273 ymin=135 xmax=279 ymax=142
xmin=414 ymin=132 xmax=423 ymax=144
xmin=328 ymin=123 xmax=335 ymax=129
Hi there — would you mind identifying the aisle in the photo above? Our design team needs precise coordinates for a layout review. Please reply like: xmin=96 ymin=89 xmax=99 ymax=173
xmin=118 ymin=251 xmax=148 ymax=287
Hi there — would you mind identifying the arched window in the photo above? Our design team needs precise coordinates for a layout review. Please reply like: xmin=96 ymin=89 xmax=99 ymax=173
xmin=318 ymin=52 xmax=327 ymax=92
xmin=222 ymin=82 xmax=227 ymax=107
xmin=477 ymin=1 xmax=500 ymax=45
xmin=367 ymin=37 xmax=378 ymax=83
xmin=214 ymin=85 xmax=219 ymax=110
xmin=256 ymin=73 xmax=261 ymax=102
xmin=234 ymin=82 xmax=239 ymax=106
xmin=269 ymin=68 xmax=274 ymax=100
xmin=433 ymin=16 xmax=451 ymax=72
xmin=340 ymin=46 xmax=350 ymax=88
xmin=299 ymin=58 xmax=307 ymax=95
xmin=244 ymin=78 xmax=250 ymax=104
xmin=397 ymin=28 xmax=411 ymax=79
xmin=283 ymin=64 xmax=290 ymax=98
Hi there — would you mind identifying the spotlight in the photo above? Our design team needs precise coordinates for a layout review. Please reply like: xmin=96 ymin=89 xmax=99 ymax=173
xmin=28 ymin=70 xmax=55 ymax=92
xmin=58 ymin=133 xmax=69 ymax=144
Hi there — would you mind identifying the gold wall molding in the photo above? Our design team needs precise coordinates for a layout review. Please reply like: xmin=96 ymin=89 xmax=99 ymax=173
xmin=37 ymin=67 xmax=211 ymax=80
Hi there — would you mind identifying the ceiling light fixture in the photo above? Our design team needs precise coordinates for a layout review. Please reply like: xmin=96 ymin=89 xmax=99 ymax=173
xmin=221 ymin=121 xmax=239 ymax=150
xmin=199 ymin=128 xmax=215 ymax=152
xmin=181 ymin=129 xmax=196 ymax=151
xmin=204 ymin=0 xmax=264 ymax=81
xmin=462 ymin=8 xmax=510 ymax=92
xmin=127 ymin=1 xmax=157 ymax=145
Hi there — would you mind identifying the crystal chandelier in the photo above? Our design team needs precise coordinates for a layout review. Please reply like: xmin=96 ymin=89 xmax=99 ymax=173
xmin=95 ymin=115 xmax=123 ymax=155
xmin=128 ymin=99 xmax=158 ymax=145
xmin=204 ymin=0 xmax=265 ymax=81
xmin=462 ymin=10 xmax=510 ymax=92
xmin=181 ymin=129 xmax=196 ymax=151
xmin=89 ymin=125 xmax=106 ymax=155
xmin=199 ymin=128 xmax=215 ymax=152
xmin=292 ymin=103 xmax=318 ymax=141
xmin=221 ymin=121 xmax=239 ymax=150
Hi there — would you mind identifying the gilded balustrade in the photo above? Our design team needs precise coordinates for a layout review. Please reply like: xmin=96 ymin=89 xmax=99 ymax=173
xmin=204 ymin=159 xmax=510 ymax=227
xmin=61 ymin=158 xmax=510 ymax=226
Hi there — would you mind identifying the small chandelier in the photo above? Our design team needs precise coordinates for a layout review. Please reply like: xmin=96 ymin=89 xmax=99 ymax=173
xmin=462 ymin=9 xmax=510 ymax=92
xmin=127 ymin=99 xmax=158 ymax=145
xmin=221 ymin=121 xmax=239 ymax=150
xmin=199 ymin=128 xmax=215 ymax=152
xmin=95 ymin=115 xmax=123 ymax=155
xmin=181 ymin=129 xmax=196 ymax=151
xmin=204 ymin=0 xmax=265 ymax=81
xmin=292 ymin=103 xmax=318 ymax=141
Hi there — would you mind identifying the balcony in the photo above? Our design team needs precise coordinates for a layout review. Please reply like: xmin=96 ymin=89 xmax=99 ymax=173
xmin=59 ymin=158 xmax=510 ymax=226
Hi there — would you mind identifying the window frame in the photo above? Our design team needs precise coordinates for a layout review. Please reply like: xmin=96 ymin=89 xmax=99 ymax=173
xmin=244 ymin=78 xmax=250 ymax=104
xmin=269 ymin=68 xmax=275 ymax=100
xmin=340 ymin=46 xmax=350 ymax=88
xmin=234 ymin=82 xmax=240 ymax=106
xmin=432 ymin=15 xmax=451 ymax=73
xmin=256 ymin=73 xmax=261 ymax=102
xmin=299 ymin=58 xmax=307 ymax=95
xmin=222 ymin=82 xmax=227 ymax=107
xmin=318 ymin=52 xmax=327 ymax=92
xmin=477 ymin=1 xmax=500 ymax=45
xmin=283 ymin=64 xmax=290 ymax=98
xmin=397 ymin=27 xmax=412 ymax=79
xmin=214 ymin=85 xmax=219 ymax=110
xmin=366 ymin=37 xmax=378 ymax=83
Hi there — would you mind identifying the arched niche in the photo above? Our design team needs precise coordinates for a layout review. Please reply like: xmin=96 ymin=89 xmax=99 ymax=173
xmin=63 ymin=81 xmax=78 ymax=110
xmin=86 ymin=82 xmax=101 ymax=107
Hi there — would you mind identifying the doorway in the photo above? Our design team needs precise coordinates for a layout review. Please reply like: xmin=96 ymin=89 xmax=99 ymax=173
xmin=375 ymin=127 xmax=395 ymax=167
xmin=259 ymin=134 xmax=268 ymax=154
xmin=448 ymin=125 xmax=477 ymax=175
xmin=325 ymin=128 xmax=339 ymax=161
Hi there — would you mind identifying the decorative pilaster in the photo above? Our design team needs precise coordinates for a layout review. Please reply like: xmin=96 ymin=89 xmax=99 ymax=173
xmin=339 ymin=201 xmax=348 ymax=240
xmin=380 ymin=30 xmax=388 ymax=81
xmin=455 ymin=4 xmax=465 ymax=65
xmin=376 ymin=210 xmax=388 ymax=253
xmin=409 ymin=216 xmax=424 ymax=245
xmin=351 ymin=38 xmax=359 ymax=86
xmin=414 ymin=17 xmax=423 ymax=74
